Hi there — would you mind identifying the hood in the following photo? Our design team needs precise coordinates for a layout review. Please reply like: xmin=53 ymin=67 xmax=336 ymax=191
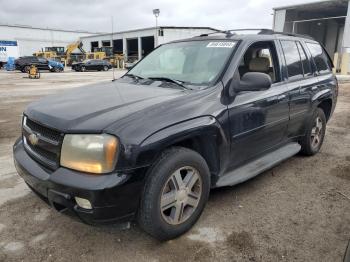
xmin=25 ymin=79 xmax=187 ymax=133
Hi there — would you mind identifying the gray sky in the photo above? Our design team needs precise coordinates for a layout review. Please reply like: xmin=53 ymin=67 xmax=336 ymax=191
xmin=0 ymin=0 xmax=317 ymax=33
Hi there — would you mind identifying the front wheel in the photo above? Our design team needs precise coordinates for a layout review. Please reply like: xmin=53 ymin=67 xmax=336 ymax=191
xmin=81 ymin=66 xmax=86 ymax=72
xmin=138 ymin=147 xmax=210 ymax=241
xmin=300 ymin=108 xmax=327 ymax=156
xmin=103 ymin=65 xmax=109 ymax=71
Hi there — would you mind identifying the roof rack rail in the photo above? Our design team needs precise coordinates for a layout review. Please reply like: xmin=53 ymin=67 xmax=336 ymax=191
xmin=198 ymin=28 xmax=314 ymax=40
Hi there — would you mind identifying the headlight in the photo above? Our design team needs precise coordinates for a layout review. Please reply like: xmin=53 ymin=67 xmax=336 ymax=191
xmin=60 ymin=134 xmax=118 ymax=174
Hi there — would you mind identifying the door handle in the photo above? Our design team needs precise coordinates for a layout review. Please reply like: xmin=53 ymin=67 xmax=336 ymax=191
xmin=311 ymin=86 xmax=318 ymax=91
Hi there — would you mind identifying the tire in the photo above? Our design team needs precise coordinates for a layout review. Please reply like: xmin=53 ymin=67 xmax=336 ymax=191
xmin=24 ymin=65 xmax=30 ymax=73
xmin=103 ymin=65 xmax=108 ymax=71
xmin=138 ymin=147 xmax=210 ymax=241
xmin=300 ymin=107 xmax=327 ymax=156
xmin=81 ymin=66 xmax=86 ymax=72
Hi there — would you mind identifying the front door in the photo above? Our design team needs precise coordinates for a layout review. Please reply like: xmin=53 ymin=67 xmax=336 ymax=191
xmin=227 ymin=40 xmax=289 ymax=169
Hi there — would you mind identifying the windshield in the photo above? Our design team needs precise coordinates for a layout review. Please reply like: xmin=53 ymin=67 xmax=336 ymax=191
xmin=128 ymin=40 xmax=237 ymax=86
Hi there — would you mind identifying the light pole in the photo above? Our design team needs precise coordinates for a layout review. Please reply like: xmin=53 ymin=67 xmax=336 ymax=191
xmin=153 ymin=9 xmax=160 ymax=47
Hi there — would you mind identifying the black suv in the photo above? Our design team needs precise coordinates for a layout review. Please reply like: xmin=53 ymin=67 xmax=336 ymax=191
xmin=15 ymin=56 xmax=63 ymax=73
xmin=13 ymin=30 xmax=338 ymax=240
xmin=72 ymin=59 xmax=112 ymax=72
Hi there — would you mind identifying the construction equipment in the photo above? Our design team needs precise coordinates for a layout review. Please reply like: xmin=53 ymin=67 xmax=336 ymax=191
xmin=109 ymin=54 xmax=125 ymax=68
xmin=85 ymin=51 xmax=106 ymax=60
xmin=34 ymin=47 xmax=64 ymax=60
xmin=63 ymin=41 xmax=86 ymax=65
xmin=91 ymin=47 xmax=125 ymax=68
xmin=28 ymin=65 xmax=40 ymax=79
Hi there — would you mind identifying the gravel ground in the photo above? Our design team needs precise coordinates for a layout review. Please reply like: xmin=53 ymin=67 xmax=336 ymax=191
xmin=0 ymin=70 xmax=349 ymax=262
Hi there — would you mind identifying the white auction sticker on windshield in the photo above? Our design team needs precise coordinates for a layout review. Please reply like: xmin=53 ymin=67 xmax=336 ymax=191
xmin=206 ymin=42 xmax=236 ymax=48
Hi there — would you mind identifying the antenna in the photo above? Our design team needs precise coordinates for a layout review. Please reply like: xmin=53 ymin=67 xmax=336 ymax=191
xmin=111 ymin=16 xmax=116 ymax=81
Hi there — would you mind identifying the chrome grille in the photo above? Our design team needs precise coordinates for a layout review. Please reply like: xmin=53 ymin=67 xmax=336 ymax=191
xmin=22 ymin=116 xmax=63 ymax=170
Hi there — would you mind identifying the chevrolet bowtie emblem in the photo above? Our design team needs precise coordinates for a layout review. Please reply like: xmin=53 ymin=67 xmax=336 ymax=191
xmin=28 ymin=133 xmax=39 ymax=146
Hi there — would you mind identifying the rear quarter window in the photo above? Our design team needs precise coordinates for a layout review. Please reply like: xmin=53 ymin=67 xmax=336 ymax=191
xmin=306 ymin=42 xmax=331 ymax=74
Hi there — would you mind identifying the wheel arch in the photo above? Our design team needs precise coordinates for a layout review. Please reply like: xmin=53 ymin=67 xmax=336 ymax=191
xmin=312 ymin=89 xmax=334 ymax=122
xmin=136 ymin=116 xmax=229 ymax=184
xmin=317 ymin=98 xmax=333 ymax=122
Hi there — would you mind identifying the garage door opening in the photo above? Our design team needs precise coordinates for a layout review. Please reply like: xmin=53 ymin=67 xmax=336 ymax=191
xmin=126 ymin=38 xmax=138 ymax=61
xmin=113 ymin=39 xmax=123 ymax=55
xmin=90 ymin=41 xmax=98 ymax=52
xmin=280 ymin=0 xmax=348 ymax=58
xmin=102 ymin=40 xmax=111 ymax=47
xmin=141 ymin=36 xmax=154 ymax=58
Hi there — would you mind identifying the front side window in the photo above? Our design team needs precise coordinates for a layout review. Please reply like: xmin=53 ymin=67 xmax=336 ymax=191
xmin=129 ymin=40 xmax=237 ymax=86
xmin=281 ymin=40 xmax=303 ymax=80
xmin=306 ymin=42 xmax=331 ymax=74
xmin=237 ymin=41 xmax=280 ymax=83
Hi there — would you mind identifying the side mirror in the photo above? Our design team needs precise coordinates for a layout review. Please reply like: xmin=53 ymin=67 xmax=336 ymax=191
xmin=236 ymin=72 xmax=272 ymax=92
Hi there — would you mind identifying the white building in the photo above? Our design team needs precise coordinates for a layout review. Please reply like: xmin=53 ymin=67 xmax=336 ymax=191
xmin=0 ymin=24 xmax=102 ymax=57
xmin=80 ymin=26 xmax=219 ymax=60
xmin=273 ymin=0 xmax=349 ymax=59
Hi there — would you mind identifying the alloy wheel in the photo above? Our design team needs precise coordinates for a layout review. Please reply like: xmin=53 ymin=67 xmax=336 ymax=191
xmin=311 ymin=116 xmax=323 ymax=149
xmin=160 ymin=166 xmax=202 ymax=225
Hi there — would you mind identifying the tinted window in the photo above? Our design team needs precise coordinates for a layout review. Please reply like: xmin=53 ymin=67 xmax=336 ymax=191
xmin=296 ymin=42 xmax=312 ymax=76
xmin=306 ymin=42 xmax=331 ymax=73
xmin=38 ymin=58 xmax=47 ymax=63
xmin=281 ymin=41 xmax=303 ymax=79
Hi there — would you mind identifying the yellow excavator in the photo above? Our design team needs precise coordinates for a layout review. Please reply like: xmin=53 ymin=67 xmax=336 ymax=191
xmin=63 ymin=41 xmax=86 ymax=65
xmin=63 ymin=42 xmax=109 ymax=65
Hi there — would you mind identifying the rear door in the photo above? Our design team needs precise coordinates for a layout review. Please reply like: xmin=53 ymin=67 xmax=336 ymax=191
xmin=305 ymin=42 xmax=337 ymax=109
xmin=279 ymin=40 xmax=319 ymax=138
xmin=90 ymin=60 xmax=100 ymax=70
xmin=37 ymin=58 xmax=49 ymax=70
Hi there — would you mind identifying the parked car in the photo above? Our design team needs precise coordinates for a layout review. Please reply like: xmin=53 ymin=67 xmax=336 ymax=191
xmin=72 ymin=59 xmax=112 ymax=72
xmin=48 ymin=60 xmax=64 ymax=72
xmin=15 ymin=56 xmax=64 ymax=73
xmin=13 ymin=29 xmax=338 ymax=240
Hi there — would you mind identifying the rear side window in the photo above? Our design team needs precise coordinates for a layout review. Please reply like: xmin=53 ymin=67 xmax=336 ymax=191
xmin=306 ymin=42 xmax=331 ymax=74
xmin=296 ymin=42 xmax=312 ymax=77
xmin=281 ymin=40 xmax=303 ymax=79
xmin=38 ymin=58 xmax=47 ymax=63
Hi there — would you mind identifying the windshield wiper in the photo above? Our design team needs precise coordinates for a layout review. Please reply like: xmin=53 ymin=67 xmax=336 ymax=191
xmin=124 ymin=73 xmax=144 ymax=80
xmin=148 ymin=77 xmax=189 ymax=89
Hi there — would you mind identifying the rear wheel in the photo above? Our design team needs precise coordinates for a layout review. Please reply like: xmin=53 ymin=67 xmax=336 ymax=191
xmin=81 ymin=66 xmax=86 ymax=72
xmin=138 ymin=147 xmax=210 ymax=241
xmin=24 ymin=65 xmax=30 ymax=73
xmin=103 ymin=65 xmax=109 ymax=71
xmin=300 ymin=108 xmax=326 ymax=156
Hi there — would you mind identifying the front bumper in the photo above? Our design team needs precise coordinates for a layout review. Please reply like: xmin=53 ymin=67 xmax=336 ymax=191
xmin=13 ymin=138 xmax=145 ymax=225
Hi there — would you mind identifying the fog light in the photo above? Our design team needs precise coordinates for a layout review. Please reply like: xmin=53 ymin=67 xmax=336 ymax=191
xmin=75 ymin=197 xmax=92 ymax=209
